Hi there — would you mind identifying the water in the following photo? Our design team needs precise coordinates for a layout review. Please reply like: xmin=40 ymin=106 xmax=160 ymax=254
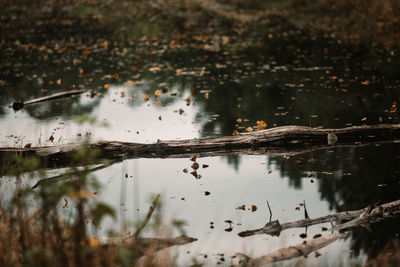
xmin=1 ymin=32 xmax=400 ymax=265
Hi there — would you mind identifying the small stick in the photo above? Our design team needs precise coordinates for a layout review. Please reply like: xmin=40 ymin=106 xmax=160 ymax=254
xmin=304 ymin=200 xmax=310 ymax=219
xmin=267 ymin=201 xmax=273 ymax=222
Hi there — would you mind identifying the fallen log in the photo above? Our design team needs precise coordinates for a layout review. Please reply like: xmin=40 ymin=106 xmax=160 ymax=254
xmin=240 ymin=232 xmax=347 ymax=266
xmin=238 ymin=199 xmax=400 ymax=237
xmin=1 ymin=124 xmax=400 ymax=171
xmin=12 ymin=89 xmax=86 ymax=111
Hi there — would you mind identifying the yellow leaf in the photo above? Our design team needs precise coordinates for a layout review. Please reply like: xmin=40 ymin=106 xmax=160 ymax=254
xmin=154 ymin=90 xmax=161 ymax=96
xmin=232 ymin=130 xmax=239 ymax=135
xmin=143 ymin=93 xmax=150 ymax=102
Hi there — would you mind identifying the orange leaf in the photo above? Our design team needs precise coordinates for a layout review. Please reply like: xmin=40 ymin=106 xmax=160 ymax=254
xmin=256 ymin=120 xmax=267 ymax=130
xmin=130 ymin=65 xmax=137 ymax=71
xmin=104 ymin=84 xmax=110 ymax=89
xmin=113 ymin=73 xmax=119 ymax=79
xmin=82 ymin=49 xmax=89 ymax=55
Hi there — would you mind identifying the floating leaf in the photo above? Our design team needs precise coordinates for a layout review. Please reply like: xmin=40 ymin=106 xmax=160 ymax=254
xmin=149 ymin=66 xmax=161 ymax=72
xmin=246 ymin=127 xmax=253 ymax=132
xmin=130 ymin=65 xmax=137 ymax=71
xmin=154 ymin=90 xmax=161 ymax=97
xmin=256 ymin=120 xmax=267 ymax=130
xmin=104 ymin=84 xmax=110 ymax=89
xmin=191 ymin=162 xmax=199 ymax=170
xmin=202 ymin=164 xmax=209 ymax=168
xmin=251 ymin=205 xmax=257 ymax=212
xmin=205 ymin=191 xmax=210 ymax=196
xmin=113 ymin=73 xmax=119 ymax=79
xmin=232 ymin=130 xmax=239 ymax=135
xmin=236 ymin=204 xmax=246 ymax=210
xmin=190 ymin=171 xmax=198 ymax=178
xmin=190 ymin=155 xmax=197 ymax=162
xmin=183 ymin=168 xmax=188 ymax=173
xmin=143 ymin=93 xmax=150 ymax=102
xmin=82 ymin=49 xmax=89 ymax=55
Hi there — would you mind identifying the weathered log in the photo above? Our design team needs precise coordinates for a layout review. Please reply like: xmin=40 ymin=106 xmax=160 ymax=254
xmin=1 ymin=124 xmax=400 ymax=171
xmin=238 ymin=199 xmax=400 ymax=237
xmin=12 ymin=89 xmax=86 ymax=110
xmin=242 ymin=232 xmax=347 ymax=266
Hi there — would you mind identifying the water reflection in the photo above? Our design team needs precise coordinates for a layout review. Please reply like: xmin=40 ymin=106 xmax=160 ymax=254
xmin=1 ymin=30 xmax=400 ymax=265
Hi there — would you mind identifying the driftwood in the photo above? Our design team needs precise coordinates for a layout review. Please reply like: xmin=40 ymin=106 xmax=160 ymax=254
xmin=238 ymin=199 xmax=400 ymax=237
xmin=1 ymin=125 xmax=400 ymax=172
xmin=240 ymin=232 xmax=348 ymax=266
xmin=12 ymin=89 xmax=86 ymax=110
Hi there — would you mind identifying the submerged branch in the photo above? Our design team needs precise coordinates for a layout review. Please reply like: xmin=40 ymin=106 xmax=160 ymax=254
xmin=238 ymin=199 xmax=400 ymax=237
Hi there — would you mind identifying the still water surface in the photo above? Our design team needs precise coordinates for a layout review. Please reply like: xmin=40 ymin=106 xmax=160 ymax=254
xmin=1 ymin=35 xmax=399 ymax=265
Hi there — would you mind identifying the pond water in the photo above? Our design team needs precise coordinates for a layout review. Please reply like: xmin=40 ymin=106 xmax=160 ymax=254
xmin=1 ymin=33 xmax=400 ymax=265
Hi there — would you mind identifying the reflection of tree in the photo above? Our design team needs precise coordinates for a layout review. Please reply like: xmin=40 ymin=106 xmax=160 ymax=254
xmin=268 ymin=143 xmax=400 ymax=261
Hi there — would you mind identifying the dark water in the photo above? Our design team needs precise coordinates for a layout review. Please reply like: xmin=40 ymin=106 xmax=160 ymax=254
xmin=1 ymin=32 xmax=400 ymax=265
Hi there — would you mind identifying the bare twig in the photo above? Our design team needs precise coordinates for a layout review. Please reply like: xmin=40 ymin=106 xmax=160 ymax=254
xmin=304 ymin=200 xmax=310 ymax=220
xmin=266 ymin=201 xmax=273 ymax=223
